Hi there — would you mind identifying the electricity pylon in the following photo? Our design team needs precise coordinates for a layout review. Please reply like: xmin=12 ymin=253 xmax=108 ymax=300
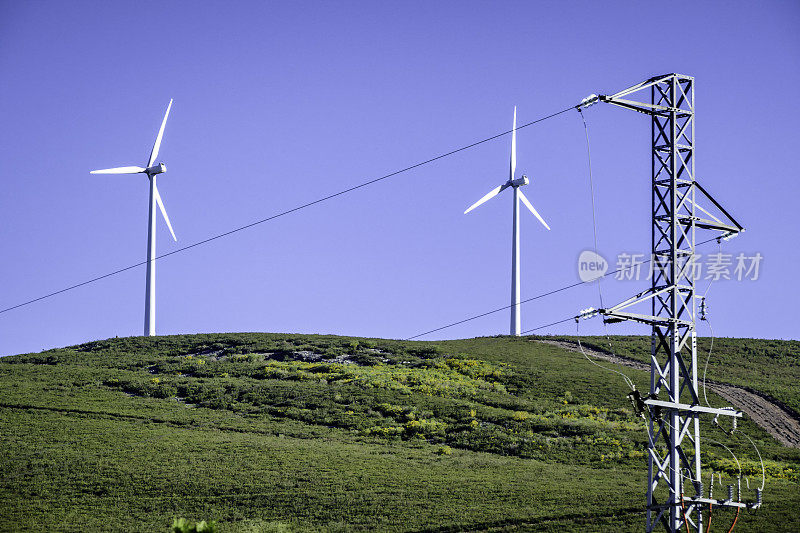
xmin=581 ymin=74 xmax=753 ymax=532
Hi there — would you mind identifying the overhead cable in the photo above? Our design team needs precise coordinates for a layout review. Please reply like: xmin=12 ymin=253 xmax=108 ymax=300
xmin=408 ymin=236 xmax=722 ymax=340
xmin=0 ymin=105 xmax=577 ymax=316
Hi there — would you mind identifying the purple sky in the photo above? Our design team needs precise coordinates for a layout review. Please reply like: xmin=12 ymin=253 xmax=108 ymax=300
xmin=1 ymin=1 xmax=798 ymax=355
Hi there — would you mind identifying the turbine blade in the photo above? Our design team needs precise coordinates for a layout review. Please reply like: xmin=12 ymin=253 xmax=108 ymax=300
xmin=90 ymin=166 xmax=146 ymax=174
xmin=153 ymin=183 xmax=177 ymax=241
xmin=510 ymin=106 xmax=517 ymax=180
xmin=148 ymin=99 xmax=173 ymax=168
xmin=464 ymin=183 xmax=510 ymax=214
xmin=518 ymin=189 xmax=550 ymax=230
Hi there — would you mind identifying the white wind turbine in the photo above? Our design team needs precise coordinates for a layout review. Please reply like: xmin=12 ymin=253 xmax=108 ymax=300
xmin=464 ymin=106 xmax=550 ymax=336
xmin=91 ymin=100 xmax=177 ymax=337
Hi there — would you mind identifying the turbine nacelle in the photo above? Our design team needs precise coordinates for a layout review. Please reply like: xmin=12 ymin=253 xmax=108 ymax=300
xmin=146 ymin=163 xmax=167 ymax=175
xmin=510 ymin=175 xmax=529 ymax=188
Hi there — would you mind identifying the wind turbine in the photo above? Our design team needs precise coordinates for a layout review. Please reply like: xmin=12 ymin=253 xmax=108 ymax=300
xmin=464 ymin=106 xmax=550 ymax=336
xmin=91 ymin=100 xmax=177 ymax=337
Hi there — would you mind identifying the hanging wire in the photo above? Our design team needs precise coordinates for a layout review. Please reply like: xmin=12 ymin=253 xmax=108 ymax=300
xmin=728 ymin=506 xmax=741 ymax=533
xmin=573 ymin=106 xmax=650 ymax=396
xmin=698 ymin=240 xmax=718 ymax=408
xmin=701 ymin=317 xmax=716 ymax=409
xmin=700 ymin=238 xmax=724 ymax=409
xmin=576 ymin=108 xmax=621 ymax=359
xmin=704 ymin=436 xmax=743 ymax=480
xmin=577 ymin=108 xmax=604 ymax=310
xmin=576 ymin=320 xmax=636 ymax=391
xmin=738 ymin=432 xmax=766 ymax=491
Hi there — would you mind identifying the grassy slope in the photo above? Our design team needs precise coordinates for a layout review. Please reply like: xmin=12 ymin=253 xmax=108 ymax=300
xmin=0 ymin=334 xmax=797 ymax=532
xmin=562 ymin=336 xmax=800 ymax=418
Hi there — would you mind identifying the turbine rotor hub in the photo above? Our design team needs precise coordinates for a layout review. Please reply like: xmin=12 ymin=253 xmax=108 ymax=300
xmin=510 ymin=175 xmax=529 ymax=188
xmin=146 ymin=163 xmax=167 ymax=175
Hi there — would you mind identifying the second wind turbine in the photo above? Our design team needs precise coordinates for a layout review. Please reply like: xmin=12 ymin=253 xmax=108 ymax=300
xmin=464 ymin=107 xmax=550 ymax=336
xmin=91 ymin=100 xmax=177 ymax=337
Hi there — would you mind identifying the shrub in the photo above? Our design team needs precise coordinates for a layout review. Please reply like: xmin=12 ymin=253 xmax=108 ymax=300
xmin=172 ymin=518 xmax=217 ymax=533
xmin=512 ymin=411 xmax=530 ymax=422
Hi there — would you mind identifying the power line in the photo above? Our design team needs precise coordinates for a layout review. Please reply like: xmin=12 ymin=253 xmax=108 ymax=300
xmin=521 ymin=316 xmax=575 ymax=334
xmin=0 ymin=105 xmax=577 ymax=316
xmin=578 ymin=107 xmax=627 ymax=384
xmin=407 ymin=236 xmax=723 ymax=340
xmin=578 ymin=107 xmax=604 ymax=309
xmin=406 ymin=280 xmax=586 ymax=340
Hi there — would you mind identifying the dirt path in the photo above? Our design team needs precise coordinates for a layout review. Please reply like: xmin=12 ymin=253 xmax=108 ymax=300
xmin=536 ymin=339 xmax=800 ymax=448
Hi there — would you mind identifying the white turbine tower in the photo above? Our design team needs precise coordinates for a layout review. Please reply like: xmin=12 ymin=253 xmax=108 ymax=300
xmin=91 ymin=100 xmax=177 ymax=337
xmin=464 ymin=106 xmax=550 ymax=336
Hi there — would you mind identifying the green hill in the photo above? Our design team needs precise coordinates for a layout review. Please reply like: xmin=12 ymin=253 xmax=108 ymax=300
xmin=561 ymin=336 xmax=800 ymax=419
xmin=1 ymin=334 xmax=798 ymax=532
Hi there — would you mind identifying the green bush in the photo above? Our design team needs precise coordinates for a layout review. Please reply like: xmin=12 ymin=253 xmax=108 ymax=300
xmin=172 ymin=518 xmax=217 ymax=532
xmin=436 ymin=445 xmax=453 ymax=455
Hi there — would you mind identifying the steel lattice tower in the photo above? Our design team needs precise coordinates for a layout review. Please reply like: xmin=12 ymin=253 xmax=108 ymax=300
xmin=582 ymin=74 xmax=748 ymax=532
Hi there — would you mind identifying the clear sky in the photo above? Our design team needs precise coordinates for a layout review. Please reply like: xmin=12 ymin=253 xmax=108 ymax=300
xmin=1 ymin=1 xmax=798 ymax=355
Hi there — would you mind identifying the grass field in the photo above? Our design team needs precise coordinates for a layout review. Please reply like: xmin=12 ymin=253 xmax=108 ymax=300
xmin=564 ymin=336 xmax=800 ymax=418
xmin=0 ymin=334 xmax=797 ymax=532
